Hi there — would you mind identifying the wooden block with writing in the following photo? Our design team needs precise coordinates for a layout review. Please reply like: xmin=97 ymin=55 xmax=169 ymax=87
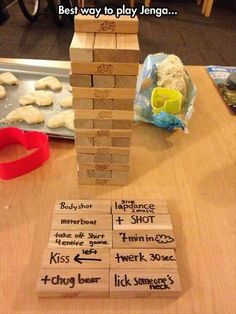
xmin=37 ymin=269 xmax=109 ymax=298
xmin=54 ymin=200 xmax=111 ymax=214
xmin=72 ymin=87 xmax=136 ymax=100
xmin=94 ymin=33 xmax=116 ymax=62
xmin=116 ymin=34 xmax=140 ymax=63
xmin=76 ymin=129 xmax=132 ymax=138
xmin=71 ymin=62 xmax=139 ymax=76
xmin=113 ymin=214 xmax=172 ymax=231
xmin=94 ymin=136 xmax=112 ymax=147
xmin=112 ymin=154 xmax=129 ymax=163
xmin=75 ymin=137 xmax=94 ymax=146
xmin=113 ymin=120 xmax=133 ymax=129
xmin=49 ymin=230 xmax=113 ymax=248
xmin=112 ymin=230 xmax=176 ymax=249
xmin=74 ymin=119 xmax=93 ymax=129
xmin=112 ymin=200 xmax=168 ymax=214
xmin=73 ymin=98 xmax=93 ymax=110
xmin=93 ymin=120 xmax=113 ymax=129
xmin=70 ymin=33 xmax=94 ymax=62
xmin=79 ymin=163 xmax=129 ymax=172
xmin=77 ymin=170 xmax=95 ymax=179
xmin=75 ymin=15 xmax=138 ymax=34
xmin=70 ymin=74 xmax=92 ymax=87
xmin=94 ymin=171 xmax=112 ymax=179
xmin=74 ymin=109 xmax=133 ymax=120
xmin=78 ymin=177 xmax=128 ymax=186
xmin=115 ymin=76 xmax=137 ymax=88
xmin=94 ymin=99 xmax=113 ymax=110
xmin=93 ymin=75 xmax=115 ymax=88
xmin=110 ymin=249 xmax=177 ymax=269
xmin=42 ymin=248 xmax=109 ymax=269
xmin=77 ymin=146 xmax=130 ymax=155
xmin=113 ymin=99 xmax=134 ymax=111
xmin=52 ymin=214 xmax=112 ymax=231
xmin=109 ymin=269 xmax=181 ymax=297
xmin=112 ymin=138 xmax=131 ymax=147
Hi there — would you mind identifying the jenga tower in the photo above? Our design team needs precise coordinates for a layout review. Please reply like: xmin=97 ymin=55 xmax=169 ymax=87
xmin=70 ymin=15 xmax=140 ymax=185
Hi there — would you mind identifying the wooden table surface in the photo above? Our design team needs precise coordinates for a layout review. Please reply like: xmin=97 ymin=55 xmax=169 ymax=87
xmin=0 ymin=59 xmax=235 ymax=314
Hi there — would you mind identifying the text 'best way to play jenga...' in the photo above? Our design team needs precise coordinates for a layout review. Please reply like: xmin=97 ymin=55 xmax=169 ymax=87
xmin=69 ymin=15 xmax=140 ymax=185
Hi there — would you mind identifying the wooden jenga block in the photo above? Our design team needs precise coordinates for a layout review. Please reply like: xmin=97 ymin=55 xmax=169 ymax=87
xmin=73 ymin=98 xmax=93 ymax=110
xmin=74 ymin=15 xmax=138 ymax=34
xmin=71 ymin=62 xmax=139 ymax=76
xmin=75 ymin=137 xmax=94 ymax=146
xmin=93 ymin=75 xmax=115 ymax=88
xmin=112 ymin=155 xmax=129 ymax=164
xmin=42 ymin=248 xmax=110 ymax=269
xmin=77 ymin=154 xmax=95 ymax=163
xmin=113 ymin=99 xmax=134 ymax=111
xmin=74 ymin=119 xmax=93 ymax=129
xmin=112 ymin=200 xmax=168 ymax=215
xmin=113 ymin=214 xmax=172 ymax=230
xmin=94 ymin=154 xmax=111 ymax=164
xmin=113 ymin=120 xmax=133 ymax=129
xmin=72 ymin=87 xmax=136 ymax=100
xmin=78 ymin=177 xmax=128 ymax=186
xmin=94 ymin=99 xmax=113 ymax=110
xmin=109 ymin=249 xmax=177 ymax=269
xmin=93 ymin=120 xmax=113 ymax=129
xmin=77 ymin=170 xmax=95 ymax=179
xmin=94 ymin=33 xmax=116 ymax=62
xmin=116 ymin=34 xmax=140 ymax=63
xmin=77 ymin=146 xmax=129 ymax=155
xmin=94 ymin=171 xmax=112 ymax=179
xmin=79 ymin=163 xmax=129 ymax=171
xmin=112 ymin=230 xmax=176 ymax=249
xmin=51 ymin=214 xmax=112 ymax=231
xmin=112 ymin=171 xmax=129 ymax=180
xmin=115 ymin=76 xmax=137 ymax=88
xmin=94 ymin=136 xmax=112 ymax=147
xmin=37 ymin=269 xmax=109 ymax=298
xmin=48 ymin=230 xmax=113 ymax=248
xmin=74 ymin=109 xmax=133 ymax=120
xmin=109 ymin=269 xmax=181 ymax=297
xmin=112 ymin=138 xmax=131 ymax=147
xmin=70 ymin=74 xmax=92 ymax=87
xmin=53 ymin=199 xmax=111 ymax=214
xmin=70 ymin=33 xmax=94 ymax=62
xmin=76 ymin=129 xmax=132 ymax=138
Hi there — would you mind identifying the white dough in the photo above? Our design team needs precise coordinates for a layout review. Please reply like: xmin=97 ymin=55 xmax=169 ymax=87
xmin=19 ymin=91 xmax=53 ymax=107
xmin=60 ymin=95 xmax=72 ymax=108
xmin=0 ymin=85 xmax=6 ymax=99
xmin=47 ymin=110 xmax=74 ymax=131
xmin=68 ymin=85 xmax=72 ymax=92
xmin=35 ymin=76 xmax=62 ymax=91
xmin=0 ymin=72 xmax=19 ymax=85
xmin=157 ymin=54 xmax=189 ymax=98
xmin=5 ymin=105 xmax=44 ymax=124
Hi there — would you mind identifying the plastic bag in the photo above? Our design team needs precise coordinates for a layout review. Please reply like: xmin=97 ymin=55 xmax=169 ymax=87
xmin=134 ymin=53 xmax=197 ymax=132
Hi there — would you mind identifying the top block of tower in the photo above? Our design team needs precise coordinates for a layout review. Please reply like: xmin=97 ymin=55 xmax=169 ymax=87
xmin=75 ymin=15 xmax=139 ymax=34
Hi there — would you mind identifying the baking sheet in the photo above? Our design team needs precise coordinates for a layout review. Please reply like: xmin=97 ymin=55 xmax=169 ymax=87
xmin=0 ymin=62 xmax=74 ymax=139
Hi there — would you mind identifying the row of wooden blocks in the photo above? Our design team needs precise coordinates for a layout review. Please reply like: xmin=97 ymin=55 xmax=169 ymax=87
xmin=37 ymin=199 xmax=181 ymax=297
xmin=70 ymin=15 xmax=140 ymax=185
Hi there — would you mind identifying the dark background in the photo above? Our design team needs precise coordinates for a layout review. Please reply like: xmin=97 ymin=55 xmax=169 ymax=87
xmin=0 ymin=0 xmax=236 ymax=65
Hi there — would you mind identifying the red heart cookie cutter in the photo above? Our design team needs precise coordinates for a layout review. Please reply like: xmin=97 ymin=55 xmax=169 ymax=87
xmin=0 ymin=127 xmax=50 ymax=180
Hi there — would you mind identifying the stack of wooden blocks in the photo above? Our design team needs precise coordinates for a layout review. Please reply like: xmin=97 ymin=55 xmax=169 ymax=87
xmin=69 ymin=15 xmax=140 ymax=185
xmin=37 ymin=199 xmax=181 ymax=297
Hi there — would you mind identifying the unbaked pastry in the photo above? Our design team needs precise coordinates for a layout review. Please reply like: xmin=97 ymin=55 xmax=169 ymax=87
xmin=60 ymin=95 xmax=72 ymax=108
xmin=47 ymin=110 xmax=74 ymax=131
xmin=19 ymin=91 xmax=53 ymax=107
xmin=5 ymin=105 xmax=44 ymax=124
xmin=0 ymin=72 xmax=19 ymax=85
xmin=0 ymin=85 xmax=6 ymax=99
xmin=35 ymin=76 xmax=62 ymax=91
